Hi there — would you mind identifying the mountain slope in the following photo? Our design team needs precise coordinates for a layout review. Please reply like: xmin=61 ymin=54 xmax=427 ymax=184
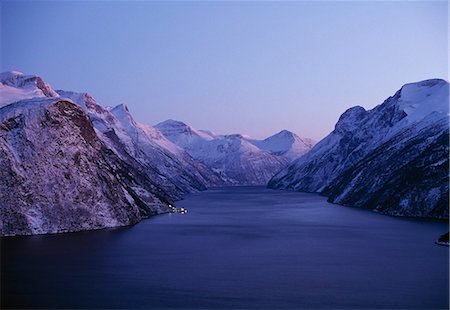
xmin=324 ymin=117 xmax=449 ymax=218
xmin=268 ymin=79 xmax=449 ymax=218
xmin=248 ymin=130 xmax=315 ymax=161
xmin=0 ymin=71 xmax=221 ymax=236
xmin=155 ymin=120 xmax=288 ymax=185
xmin=0 ymin=97 xmax=170 ymax=236
xmin=56 ymin=91 xmax=222 ymax=198
xmin=0 ymin=71 xmax=58 ymax=106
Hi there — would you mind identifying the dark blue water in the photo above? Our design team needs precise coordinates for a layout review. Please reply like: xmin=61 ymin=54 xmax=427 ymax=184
xmin=1 ymin=187 xmax=448 ymax=309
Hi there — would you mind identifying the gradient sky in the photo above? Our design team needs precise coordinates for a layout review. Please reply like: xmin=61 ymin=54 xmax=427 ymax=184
xmin=1 ymin=1 xmax=447 ymax=140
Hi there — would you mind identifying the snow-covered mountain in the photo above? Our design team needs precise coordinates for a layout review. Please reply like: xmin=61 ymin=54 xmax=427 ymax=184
xmin=56 ymin=91 xmax=223 ymax=198
xmin=268 ymin=79 xmax=449 ymax=218
xmin=248 ymin=130 xmax=315 ymax=161
xmin=0 ymin=71 xmax=221 ymax=236
xmin=155 ymin=120 xmax=310 ymax=185
xmin=0 ymin=71 xmax=58 ymax=106
xmin=0 ymin=97 xmax=170 ymax=236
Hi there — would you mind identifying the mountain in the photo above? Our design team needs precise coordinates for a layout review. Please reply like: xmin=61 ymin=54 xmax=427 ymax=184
xmin=56 ymin=92 xmax=223 ymax=198
xmin=154 ymin=119 xmax=215 ymax=150
xmin=0 ymin=71 xmax=58 ymax=106
xmin=248 ymin=130 xmax=315 ymax=161
xmin=155 ymin=120 xmax=298 ymax=185
xmin=268 ymin=79 xmax=449 ymax=218
xmin=0 ymin=71 xmax=221 ymax=236
xmin=0 ymin=97 xmax=171 ymax=236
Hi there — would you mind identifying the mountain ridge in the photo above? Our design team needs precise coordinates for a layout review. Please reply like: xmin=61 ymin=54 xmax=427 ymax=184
xmin=268 ymin=78 xmax=449 ymax=218
xmin=155 ymin=119 xmax=315 ymax=185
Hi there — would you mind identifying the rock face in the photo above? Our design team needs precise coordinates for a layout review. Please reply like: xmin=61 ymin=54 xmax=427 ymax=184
xmin=0 ymin=98 xmax=169 ymax=236
xmin=155 ymin=120 xmax=314 ymax=185
xmin=56 ymin=91 xmax=223 ymax=199
xmin=0 ymin=71 xmax=221 ymax=236
xmin=268 ymin=79 xmax=449 ymax=218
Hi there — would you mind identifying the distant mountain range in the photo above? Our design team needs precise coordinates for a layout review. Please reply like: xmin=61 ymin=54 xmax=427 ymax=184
xmin=155 ymin=120 xmax=314 ymax=185
xmin=269 ymin=79 xmax=449 ymax=218
xmin=0 ymin=71 xmax=313 ymax=236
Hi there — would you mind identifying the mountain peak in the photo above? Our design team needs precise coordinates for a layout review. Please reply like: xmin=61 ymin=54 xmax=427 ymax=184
xmin=403 ymin=78 xmax=447 ymax=89
xmin=154 ymin=119 xmax=215 ymax=142
xmin=0 ymin=71 xmax=25 ymax=81
xmin=272 ymin=130 xmax=297 ymax=139
xmin=112 ymin=103 xmax=130 ymax=113
xmin=246 ymin=129 xmax=315 ymax=161
xmin=0 ymin=70 xmax=58 ymax=106
xmin=156 ymin=119 xmax=188 ymax=128
xmin=110 ymin=104 xmax=137 ymax=127
xmin=397 ymin=79 xmax=449 ymax=122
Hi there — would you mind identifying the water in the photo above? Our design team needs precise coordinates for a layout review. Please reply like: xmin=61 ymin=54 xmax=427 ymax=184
xmin=1 ymin=187 xmax=448 ymax=309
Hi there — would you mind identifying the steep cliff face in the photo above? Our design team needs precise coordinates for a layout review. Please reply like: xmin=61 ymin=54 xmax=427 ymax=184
xmin=324 ymin=116 xmax=449 ymax=218
xmin=0 ymin=71 xmax=223 ymax=236
xmin=0 ymin=98 xmax=169 ymax=236
xmin=269 ymin=79 xmax=449 ymax=218
xmin=56 ymin=91 xmax=223 ymax=198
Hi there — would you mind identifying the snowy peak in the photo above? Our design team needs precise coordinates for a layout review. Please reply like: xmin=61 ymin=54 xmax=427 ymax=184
xmin=0 ymin=70 xmax=25 ymax=83
xmin=334 ymin=106 xmax=367 ymax=133
xmin=112 ymin=103 xmax=130 ymax=114
xmin=265 ymin=130 xmax=298 ymax=146
xmin=56 ymin=90 xmax=110 ymax=117
xmin=0 ymin=71 xmax=58 ymax=97
xmin=156 ymin=119 xmax=198 ymax=136
xmin=111 ymin=104 xmax=134 ymax=124
xmin=0 ymin=71 xmax=58 ymax=106
xmin=332 ymin=79 xmax=449 ymax=137
xmin=154 ymin=120 xmax=316 ymax=184
xmin=155 ymin=119 xmax=214 ymax=148
xmin=248 ymin=130 xmax=315 ymax=161
xmin=268 ymin=78 xmax=449 ymax=218
xmin=397 ymin=78 xmax=449 ymax=122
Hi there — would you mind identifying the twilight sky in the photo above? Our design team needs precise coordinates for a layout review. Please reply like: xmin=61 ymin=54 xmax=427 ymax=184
xmin=1 ymin=1 xmax=447 ymax=140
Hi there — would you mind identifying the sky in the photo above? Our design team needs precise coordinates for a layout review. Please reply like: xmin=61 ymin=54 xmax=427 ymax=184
xmin=1 ymin=1 xmax=447 ymax=140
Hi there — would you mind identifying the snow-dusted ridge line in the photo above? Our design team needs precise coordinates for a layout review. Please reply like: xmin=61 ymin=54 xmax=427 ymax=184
xmin=0 ymin=71 xmax=58 ymax=107
xmin=0 ymin=71 xmax=221 ymax=236
xmin=155 ymin=119 xmax=315 ymax=185
xmin=0 ymin=70 xmax=314 ymax=235
xmin=0 ymin=97 xmax=163 ymax=236
xmin=268 ymin=78 xmax=449 ymax=219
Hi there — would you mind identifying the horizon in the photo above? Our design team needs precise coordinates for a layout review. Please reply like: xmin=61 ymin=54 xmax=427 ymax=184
xmin=1 ymin=1 xmax=447 ymax=140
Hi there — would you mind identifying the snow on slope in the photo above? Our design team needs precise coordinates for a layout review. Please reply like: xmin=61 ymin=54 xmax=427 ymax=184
xmin=110 ymin=107 xmax=183 ymax=155
xmin=268 ymin=78 xmax=449 ymax=218
xmin=0 ymin=72 xmax=221 ymax=195
xmin=0 ymin=71 xmax=58 ymax=106
xmin=155 ymin=120 xmax=288 ymax=185
xmin=397 ymin=79 xmax=448 ymax=123
xmin=56 ymin=92 xmax=222 ymax=196
xmin=269 ymin=79 xmax=449 ymax=192
xmin=0 ymin=71 xmax=223 ymax=235
xmin=248 ymin=130 xmax=315 ymax=161
xmin=155 ymin=119 xmax=214 ymax=149
xmin=0 ymin=97 xmax=169 ymax=236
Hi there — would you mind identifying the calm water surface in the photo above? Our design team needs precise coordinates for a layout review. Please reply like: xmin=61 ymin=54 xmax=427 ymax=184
xmin=1 ymin=187 xmax=448 ymax=309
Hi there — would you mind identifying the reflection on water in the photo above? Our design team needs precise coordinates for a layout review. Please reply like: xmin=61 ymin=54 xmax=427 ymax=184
xmin=1 ymin=187 xmax=448 ymax=309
